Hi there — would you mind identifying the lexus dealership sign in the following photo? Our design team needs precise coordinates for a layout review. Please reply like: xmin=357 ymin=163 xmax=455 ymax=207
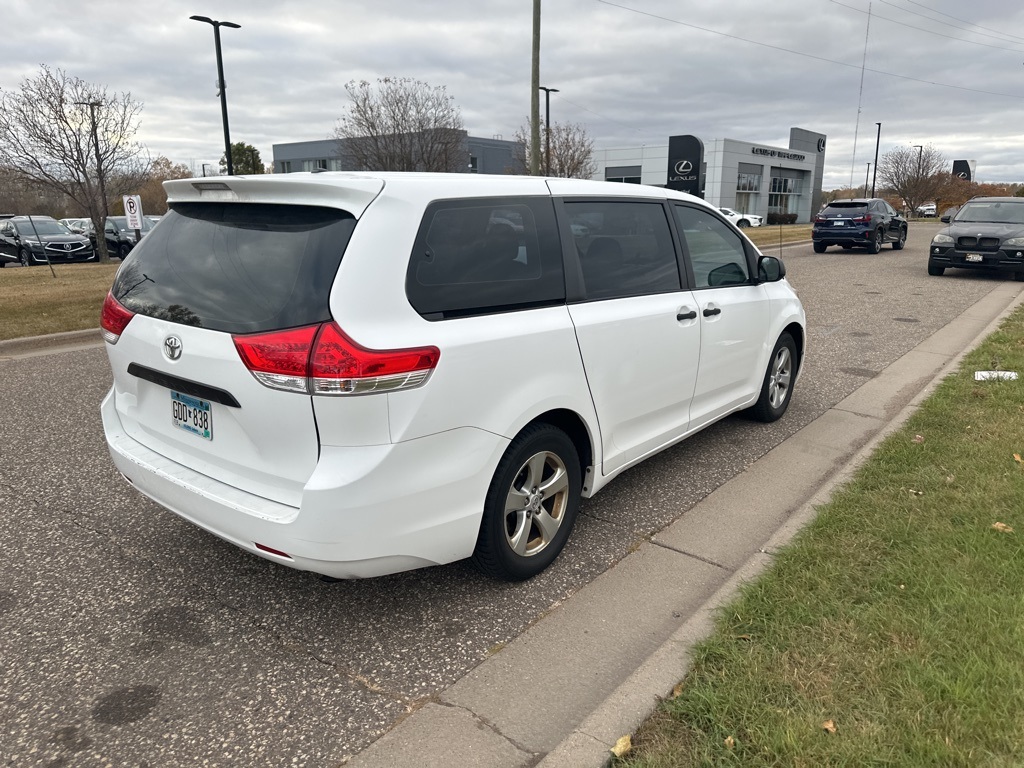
xmin=667 ymin=135 xmax=704 ymax=197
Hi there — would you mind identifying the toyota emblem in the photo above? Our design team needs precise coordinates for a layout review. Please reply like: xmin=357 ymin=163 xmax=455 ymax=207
xmin=163 ymin=336 xmax=183 ymax=361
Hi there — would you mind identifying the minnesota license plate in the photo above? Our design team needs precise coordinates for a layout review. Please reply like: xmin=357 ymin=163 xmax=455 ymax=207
xmin=833 ymin=220 xmax=844 ymax=227
xmin=171 ymin=391 xmax=212 ymax=440
xmin=966 ymin=253 xmax=983 ymax=263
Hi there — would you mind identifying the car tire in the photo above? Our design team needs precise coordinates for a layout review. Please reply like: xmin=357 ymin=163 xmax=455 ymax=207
xmin=867 ymin=229 xmax=883 ymax=254
xmin=472 ymin=423 xmax=582 ymax=581
xmin=746 ymin=332 xmax=797 ymax=423
xmin=1014 ymin=271 xmax=1024 ymax=282
xmin=118 ymin=244 xmax=131 ymax=260
xmin=19 ymin=248 xmax=32 ymax=267
xmin=813 ymin=242 xmax=827 ymax=253
xmin=927 ymin=264 xmax=945 ymax=276
xmin=737 ymin=219 xmax=749 ymax=228
xmin=892 ymin=228 xmax=907 ymax=250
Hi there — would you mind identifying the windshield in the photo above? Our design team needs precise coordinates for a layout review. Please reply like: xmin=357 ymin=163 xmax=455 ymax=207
xmin=953 ymin=202 xmax=1024 ymax=225
xmin=15 ymin=219 xmax=72 ymax=236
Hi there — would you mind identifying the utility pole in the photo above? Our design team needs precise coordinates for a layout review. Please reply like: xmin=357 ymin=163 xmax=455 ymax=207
xmin=530 ymin=0 xmax=541 ymax=176
xmin=871 ymin=122 xmax=881 ymax=197
xmin=76 ymin=99 xmax=110 ymax=262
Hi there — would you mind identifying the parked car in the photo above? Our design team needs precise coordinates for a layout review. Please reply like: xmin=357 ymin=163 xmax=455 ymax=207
xmin=812 ymin=198 xmax=908 ymax=253
xmin=0 ymin=215 xmax=95 ymax=267
xmin=59 ymin=217 xmax=91 ymax=233
xmin=916 ymin=203 xmax=937 ymax=217
xmin=718 ymin=207 xmax=763 ymax=228
xmin=80 ymin=216 xmax=154 ymax=258
xmin=100 ymin=173 xmax=806 ymax=581
xmin=927 ymin=197 xmax=1024 ymax=281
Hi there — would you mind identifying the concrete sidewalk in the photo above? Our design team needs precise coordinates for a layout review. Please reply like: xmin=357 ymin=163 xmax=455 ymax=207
xmin=347 ymin=280 xmax=1024 ymax=768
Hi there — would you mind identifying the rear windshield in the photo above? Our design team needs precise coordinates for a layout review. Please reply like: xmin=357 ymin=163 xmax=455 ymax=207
xmin=111 ymin=203 xmax=356 ymax=334
xmin=823 ymin=202 xmax=867 ymax=213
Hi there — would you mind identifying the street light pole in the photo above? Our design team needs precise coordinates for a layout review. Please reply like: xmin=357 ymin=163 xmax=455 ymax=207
xmin=190 ymin=15 xmax=241 ymax=176
xmin=865 ymin=162 xmax=871 ymax=197
xmin=539 ymin=86 xmax=558 ymax=176
xmin=913 ymin=144 xmax=923 ymax=177
xmin=75 ymin=99 xmax=110 ymax=260
xmin=871 ymin=122 xmax=881 ymax=197
xmin=202 ymin=163 xmax=212 ymax=177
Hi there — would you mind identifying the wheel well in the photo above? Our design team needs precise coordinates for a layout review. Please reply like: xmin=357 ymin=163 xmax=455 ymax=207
xmin=783 ymin=322 xmax=806 ymax=374
xmin=529 ymin=409 xmax=594 ymax=487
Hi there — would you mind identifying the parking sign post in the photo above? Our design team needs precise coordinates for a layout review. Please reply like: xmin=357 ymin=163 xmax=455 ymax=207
xmin=123 ymin=195 xmax=144 ymax=246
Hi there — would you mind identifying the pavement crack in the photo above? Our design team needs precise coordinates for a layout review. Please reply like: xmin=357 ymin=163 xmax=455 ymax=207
xmin=433 ymin=700 xmax=539 ymax=760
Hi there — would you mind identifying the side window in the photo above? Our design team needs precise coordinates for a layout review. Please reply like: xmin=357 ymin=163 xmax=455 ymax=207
xmin=672 ymin=205 xmax=751 ymax=289
xmin=564 ymin=200 xmax=680 ymax=301
xmin=405 ymin=197 xmax=565 ymax=320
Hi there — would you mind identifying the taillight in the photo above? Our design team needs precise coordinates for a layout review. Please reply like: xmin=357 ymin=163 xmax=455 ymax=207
xmin=232 ymin=322 xmax=440 ymax=396
xmin=100 ymin=291 xmax=135 ymax=344
xmin=851 ymin=215 xmax=870 ymax=223
xmin=814 ymin=215 xmax=827 ymax=223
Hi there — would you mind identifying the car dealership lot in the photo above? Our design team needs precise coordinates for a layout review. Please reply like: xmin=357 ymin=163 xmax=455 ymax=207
xmin=1 ymin=222 xmax=1017 ymax=766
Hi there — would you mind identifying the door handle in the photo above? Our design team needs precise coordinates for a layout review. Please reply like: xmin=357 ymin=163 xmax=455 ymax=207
xmin=703 ymin=307 xmax=722 ymax=317
xmin=676 ymin=310 xmax=697 ymax=321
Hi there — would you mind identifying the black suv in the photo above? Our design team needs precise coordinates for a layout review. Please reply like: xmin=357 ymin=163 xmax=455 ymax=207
xmin=812 ymin=199 xmax=908 ymax=254
xmin=79 ymin=216 xmax=154 ymax=259
xmin=927 ymin=197 xmax=1024 ymax=281
xmin=0 ymin=216 xmax=96 ymax=267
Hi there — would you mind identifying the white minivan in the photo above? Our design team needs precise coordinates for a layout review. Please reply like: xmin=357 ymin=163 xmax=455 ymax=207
xmin=100 ymin=173 xmax=805 ymax=581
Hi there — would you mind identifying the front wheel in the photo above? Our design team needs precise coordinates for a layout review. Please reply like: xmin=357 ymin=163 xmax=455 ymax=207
xmin=19 ymin=248 xmax=32 ymax=267
xmin=813 ymin=242 xmax=827 ymax=253
xmin=892 ymin=228 xmax=907 ymax=250
xmin=867 ymin=229 xmax=883 ymax=254
xmin=746 ymin=332 xmax=797 ymax=423
xmin=927 ymin=264 xmax=945 ymax=276
xmin=118 ymin=244 xmax=131 ymax=260
xmin=737 ymin=219 xmax=749 ymax=228
xmin=472 ymin=423 xmax=582 ymax=581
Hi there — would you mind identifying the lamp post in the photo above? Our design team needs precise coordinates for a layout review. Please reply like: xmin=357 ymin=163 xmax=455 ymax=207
xmin=190 ymin=15 xmax=241 ymax=176
xmin=871 ymin=122 xmax=881 ymax=197
xmin=75 ymin=99 xmax=109 ymax=260
xmin=913 ymin=144 xmax=923 ymax=177
xmin=539 ymin=86 xmax=558 ymax=176
xmin=864 ymin=162 xmax=871 ymax=197
xmin=202 ymin=163 xmax=212 ymax=177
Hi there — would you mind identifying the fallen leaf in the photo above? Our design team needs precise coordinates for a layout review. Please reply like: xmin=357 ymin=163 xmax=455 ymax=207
xmin=670 ymin=682 xmax=684 ymax=699
xmin=912 ymin=435 xmax=925 ymax=443
xmin=946 ymin=475 xmax=955 ymax=484
xmin=992 ymin=522 xmax=1014 ymax=534
xmin=1015 ymin=454 xmax=1023 ymax=464
xmin=735 ymin=634 xmax=751 ymax=641
xmin=822 ymin=719 xmax=837 ymax=734
xmin=908 ymin=489 xmax=923 ymax=496
xmin=610 ymin=734 xmax=631 ymax=758
xmin=899 ymin=584 xmax=906 ymax=590
xmin=724 ymin=736 xmax=735 ymax=750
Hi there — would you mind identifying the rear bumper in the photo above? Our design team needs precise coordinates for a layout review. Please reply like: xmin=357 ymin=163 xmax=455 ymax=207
xmin=101 ymin=389 xmax=509 ymax=578
xmin=811 ymin=228 xmax=872 ymax=246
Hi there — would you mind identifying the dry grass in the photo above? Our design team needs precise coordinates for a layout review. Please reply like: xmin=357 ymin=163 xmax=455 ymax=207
xmin=0 ymin=263 xmax=120 ymax=341
xmin=745 ymin=225 xmax=812 ymax=248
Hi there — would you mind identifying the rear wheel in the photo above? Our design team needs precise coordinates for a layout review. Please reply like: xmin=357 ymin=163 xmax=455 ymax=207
xmin=927 ymin=264 xmax=945 ymax=276
xmin=472 ymin=423 xmax=581 ymax=581
xmin=867 ymin=229 xmax=883 ymax=254
xmin=118 ymin=244 xmax=131 ymax=260
xmin=746 ymin=332 xmax=797 ymax=423
xmin=813 ymin=242 xmax=827 ymax=253
xmin=892 ymin=228 xmax=907 ymax=250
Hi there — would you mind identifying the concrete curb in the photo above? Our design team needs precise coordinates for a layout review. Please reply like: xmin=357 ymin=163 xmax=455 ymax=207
xmin=0 ymin=328 xmax=102 ymax=358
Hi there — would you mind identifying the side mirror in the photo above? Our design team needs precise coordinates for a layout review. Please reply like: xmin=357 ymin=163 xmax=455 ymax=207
xmin=758 ymin=255 xmax=785 ymax=282
xmin=940 ymin=215 xmax=950 ymax=223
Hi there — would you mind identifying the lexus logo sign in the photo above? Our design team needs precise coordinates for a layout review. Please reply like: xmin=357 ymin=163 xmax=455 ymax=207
xmin=163 ymin=336 xmax=183 ymax=361
xmin=674 ymin=160 xmax=693 ymax=175
xmin=817 ymin=137 xmax=826 ymax=153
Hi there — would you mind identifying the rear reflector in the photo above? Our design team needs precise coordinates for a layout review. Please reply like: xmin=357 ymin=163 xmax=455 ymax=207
xmin=100 ymin=291 xmax=135 ymax=344
xmin=254 ymin=542 xmax=293 ymax=559
xmin=233 ymin=321 xmax=439 ymax=396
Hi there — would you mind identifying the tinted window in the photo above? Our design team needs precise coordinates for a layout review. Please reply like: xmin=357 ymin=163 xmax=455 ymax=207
xmin=14 ymin=219 xmax=69 ymax=236
xmin=824 ymin=202 xmax=868 ymax=214
xmin=954 ymin=201 xmax=1024 ymax=225
xmin=672 ymin=205 xmax=750 ymax=288
xmin=111 ymin=203 xmax=356 ymax=334
xmin=406 ymin=197 xmax=564 ymax=319
xmin=564 ymin=200 xmax=680 ymax=300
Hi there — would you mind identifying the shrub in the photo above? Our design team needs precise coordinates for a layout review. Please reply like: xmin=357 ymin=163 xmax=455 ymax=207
xmin=767 ymin=213 xmax=798 ymax=225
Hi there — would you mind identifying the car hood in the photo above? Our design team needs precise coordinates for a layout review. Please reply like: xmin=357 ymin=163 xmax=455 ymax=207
xmin=945 ymin=222 xmax=1024 ymax=239
xmin=36 ymin=234 xmax=90 ymax=244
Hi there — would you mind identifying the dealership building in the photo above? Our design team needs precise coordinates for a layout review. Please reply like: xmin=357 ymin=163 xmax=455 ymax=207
xmin=592 ymin=127 xmax=827 ymax=223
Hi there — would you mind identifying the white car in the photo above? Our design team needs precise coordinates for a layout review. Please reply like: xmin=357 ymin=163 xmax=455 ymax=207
xmin=718 ymin=207 xmax=763 ymax=228
xmin=100 ymin=173 xmax=805 ymax=581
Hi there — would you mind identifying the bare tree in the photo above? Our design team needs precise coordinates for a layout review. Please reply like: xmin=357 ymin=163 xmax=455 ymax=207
xmin=136 ymin=156 xmax=194 ymax=216
xmin=332 ymin=78 xmax=466 ymax=172
xmin=513 ymin=120 xmax=597 ymax=179
xmin=0 ymin=66 xmax=149 ymax=261
xmin=877 ymin=144 xmax=948 ymax=215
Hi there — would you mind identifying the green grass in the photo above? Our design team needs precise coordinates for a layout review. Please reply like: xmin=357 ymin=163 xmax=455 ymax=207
xmin=616 ymin=308 xmax=1024 ymax=766
xmin=0 ymin=262 xmax=120 ymax=341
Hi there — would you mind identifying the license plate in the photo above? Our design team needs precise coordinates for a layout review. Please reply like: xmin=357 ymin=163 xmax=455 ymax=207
xmin=833 ymin=221 xmax=844 ymax=227
xmin=171 ymin=391 xmax=212 ymax=440
xmin=966 ymin=253 xmax=983 ymax=263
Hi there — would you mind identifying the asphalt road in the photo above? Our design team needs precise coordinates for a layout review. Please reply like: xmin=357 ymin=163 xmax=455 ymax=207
xmin=0 ymin=221 xmax=1013 ymax=766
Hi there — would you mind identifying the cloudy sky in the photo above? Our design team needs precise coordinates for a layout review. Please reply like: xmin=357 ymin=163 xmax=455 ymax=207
xmin=2 ymin=0 xmax=1022 ymax=189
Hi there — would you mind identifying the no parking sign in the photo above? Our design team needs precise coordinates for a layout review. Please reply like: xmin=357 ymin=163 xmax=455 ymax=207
xmin=123 ymin=195 xmax=144 ymax=230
